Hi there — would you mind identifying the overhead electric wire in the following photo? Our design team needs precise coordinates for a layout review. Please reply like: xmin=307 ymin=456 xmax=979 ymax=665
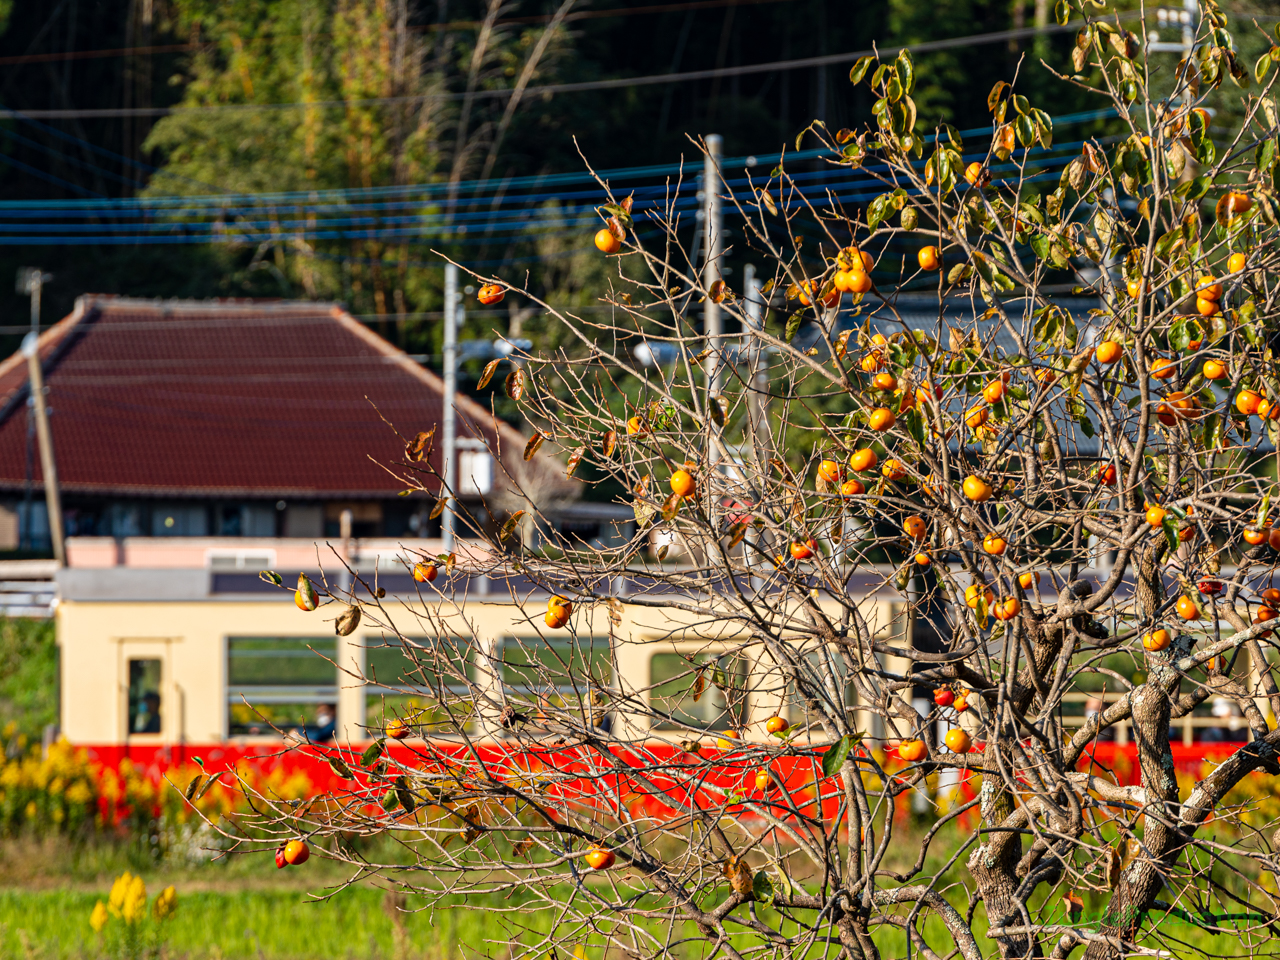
xmin=0 ymin=15 xmax=1142 ymax=120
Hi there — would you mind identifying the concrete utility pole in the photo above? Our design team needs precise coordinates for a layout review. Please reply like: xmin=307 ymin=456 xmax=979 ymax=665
xmin=442 ymin=264 xmax=459 ymax=553
xmin=17 ymin=267 xmax=51 ymax=333
xmin=702 ymin=134 xmax=723 ymax=395
xmin=21 ymin=332 xmax=64 ymax=565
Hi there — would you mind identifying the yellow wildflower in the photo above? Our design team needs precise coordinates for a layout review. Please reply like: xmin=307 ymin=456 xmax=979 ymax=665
xmin=121 ymin=874 xmax=147 ymax=925
xmin=90 ymin=901 xmax=108 ymax=933
xmin=153 ymin=885 xmax=177 ymax=922
xmin=107 ymin=871 xmax=132 ymax=917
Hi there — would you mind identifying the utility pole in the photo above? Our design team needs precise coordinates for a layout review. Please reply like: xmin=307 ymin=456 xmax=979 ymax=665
xmin=442 ymin=264 xmax=458 ymax=553
xmin=703 ymin=134 xmax=723 ymax=395
xmin=743 ymin=264 xmax=770 ymax=589
xmin=742 ymin=265 xmax=770 ymax=467
xmin=17 ymin=267 xmax=52 ymax=334
xmin=21 ymin=333 xmax=65 ymax=565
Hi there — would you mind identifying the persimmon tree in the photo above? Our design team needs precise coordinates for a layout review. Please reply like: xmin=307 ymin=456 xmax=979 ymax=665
xmin=197 ymin=2 xmax=1280 ymax=958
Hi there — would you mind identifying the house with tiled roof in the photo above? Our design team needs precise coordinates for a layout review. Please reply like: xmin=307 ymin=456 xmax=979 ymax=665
xmin=0 ymin=295 xmax=557 ymax=549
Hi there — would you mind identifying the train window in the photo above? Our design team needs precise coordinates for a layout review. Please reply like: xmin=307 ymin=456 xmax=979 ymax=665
xmin=778 ymin=647 xmax=854 ymax=731
xmin=649 ymin=651 xmax=748 ymax=731
xmin=363 ymin=635 xmax=477 ymax=735
xmin=226 ymin=637 xmax=338 ymax=737
xmin=127 ymin=659 xmax=163 ymax=736
xmin=500 ymin=635 xmax=612 ymax=690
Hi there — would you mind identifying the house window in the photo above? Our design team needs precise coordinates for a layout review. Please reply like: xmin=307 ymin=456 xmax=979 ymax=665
xmin=363 ymin=635 xmax=476 ymax=735
xmin=227 ymin=637 xmax=338 ymax=737
xmin=649 ymin=651 xmax=748 ymax=731
xmin=127 ymin=658 xmax=163 ymax=735
xmin=153 ymin=505 xmax=208 ymax=537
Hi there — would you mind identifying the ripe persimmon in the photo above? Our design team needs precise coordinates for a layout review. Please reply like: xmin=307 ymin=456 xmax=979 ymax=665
xmin=283 ymin=840 xmax=310 ymax=865
xmin=1096 ymin=341 xmax=1122 ymax=364
xmin=1244 ymin=526 xmax=1270 ymax=546
xmin=585 ymin=848 xmax=616 ymax=870
xmin=849 ymin=448 xmax=878 ymax=472
xmin=1142 ymin=629 xmax=1170 ymax=651
xmin=1175 ymin=595 xmax=1201 ymax=621
xmin=840 ymin=478 xmax=865 ymax=496
xmin=869 ymin=407 xmax=896 ymax=431
xmin=899 ymin=739 xmax=927 ymax=762
xmin=546 ymin=596 xmax=574 ymax=629
xmin=1150 ymin=358 xmax=1176 ymax=380
xmin=918 ymin=246 xmax=940 ymax=271
xmin=873 ymin=372 xmax=898 ymax=391
xmin=386 ymin=717 xmax=410 ymax=740
xmin=944 ymin=728 xmax=972 ymax=753
xmin=983 ymin=533 xmax=1007 ymax=556
xmin=1236 ymin=390 xmax=1263 ymax=416
xmin=1202 ymin=359 xmax=1227 ymax=380
xmin=1228 ymin=252 xmax=1247 ymax=273
xmin=595 ymin=228 xmax=622 ymax=254
xmin=965 ymin=584 xmax=995 ymax=609
xmin=413 ymin=561 xmax=439 ymax=583
xmin=903 ymin=516 xmax=927 ymax=539
xmin=818 ymin=459 xmax=843 ymax=484
xmin=993 ymin=597 xmax=1021 ymax=621
xmin=790 ymin=539 xmax=817 ymax=560
xmin=963 ymin=476 xmax=993 ymax=501
xmin=983 ymin=380 xmax=1005 ymax=404
xmin=882 ymin=459 xmax=907 ymax=480
xmin=1196 ymin=296 xmax=1220 ymax=317
xmin=670 ymin=469 xmax=696 ymax=498
xmin=764 ymin=715 xmax=790 ymax=735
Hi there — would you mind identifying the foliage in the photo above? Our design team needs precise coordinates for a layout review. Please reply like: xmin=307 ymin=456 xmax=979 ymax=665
xmin=0 ymin=616 xmax=58 ymax=741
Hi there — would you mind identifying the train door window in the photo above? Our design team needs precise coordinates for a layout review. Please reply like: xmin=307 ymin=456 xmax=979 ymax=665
xmin=363 ymin=634 xmax=476 ymax=735
xmin=127 ymin=659 xmax=163 ymax=736
xmin=649 ymin=651 xmax=748 ymax=731
xmin=226 ymin=637 xmax=338 ymax=737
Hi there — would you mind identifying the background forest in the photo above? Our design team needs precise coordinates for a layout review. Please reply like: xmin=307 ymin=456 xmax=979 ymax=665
xmin=0 ymin=0 xmax=1120 ymax=365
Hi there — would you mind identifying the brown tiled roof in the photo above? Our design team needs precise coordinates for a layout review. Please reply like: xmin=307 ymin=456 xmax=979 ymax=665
xmin=0 ymin=296 xmax=529 ymax=499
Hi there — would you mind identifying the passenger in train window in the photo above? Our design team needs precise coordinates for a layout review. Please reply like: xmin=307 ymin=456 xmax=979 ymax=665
xmin=1084 ymin=698 xmax=1114 ymax=742
xmin=1203 ymin=698 xmax=1248 ymax=743
xmin=134 ymin=692 xmax=161 ymax=734
xmin=305 ymin=703 xmax=337 ymax=743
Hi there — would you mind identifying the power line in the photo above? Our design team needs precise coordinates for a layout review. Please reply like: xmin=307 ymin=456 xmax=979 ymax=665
xmin=0 ymin=0 xmax=801 ymax=70
xmin=0 ymin=16 xmax=1140 ymax=119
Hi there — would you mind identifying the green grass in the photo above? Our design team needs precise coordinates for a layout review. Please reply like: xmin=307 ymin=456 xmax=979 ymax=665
xmin=0 ymin=888 xmax=532 ymax=960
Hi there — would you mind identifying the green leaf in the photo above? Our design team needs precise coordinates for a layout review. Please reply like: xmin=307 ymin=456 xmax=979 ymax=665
xmin=867 ymin=193 xmax=891 ymax=230
xmin=849 ymin=55 xmax=875 ymax=86
xmin=822 ymin=734 xmax=859 ymax=778
xmin=784 ymin=312 xmax=803 ymax=343
xmin=327 ymin=755 xmax=355 ymax=779
xmin=1162 ymin=515 xmax=1179 ymax=554
xmin=895 ymin=49 xmax=915 ymax=94
xmin=1257 ymin=53 xmax=1273 ymax=84
xmin=1055 ymin=0 xmax=1070 ymax=25
xmin=382 ymin=788 xmax=401 ymax=812
xmin=259 ymin=570 xmax=283 ymax=587
xmin=752 ymin=870 xmax=775 ymax=903
xmin=1077 ymin=414 xmax=1096 ymax=439
xmin=361 ymin=739 xmax=386 ymax=767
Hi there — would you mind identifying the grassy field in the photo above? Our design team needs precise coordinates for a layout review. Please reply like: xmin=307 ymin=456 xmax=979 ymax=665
xmin=0 ymin=888 xmax=524 ymax=960
xmin=0 ymin=833 xmax=1273 ymax=959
